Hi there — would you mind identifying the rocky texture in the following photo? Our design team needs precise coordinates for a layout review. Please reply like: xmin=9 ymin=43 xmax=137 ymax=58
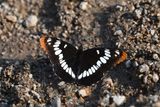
xmin=0 ymin=0 xmax=160 ymax=106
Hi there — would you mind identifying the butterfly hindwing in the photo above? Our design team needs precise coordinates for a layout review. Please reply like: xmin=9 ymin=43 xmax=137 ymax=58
xmin=77 ymin=48 xmax=115 ymax=85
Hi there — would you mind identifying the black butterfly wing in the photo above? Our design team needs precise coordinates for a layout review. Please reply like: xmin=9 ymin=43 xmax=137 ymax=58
xmin=40 ymin=36 xmax=78 ymax=82
xmin=40 ymin=36 xmax=127 ymax=85
xmin=77 ymin=48 xmax=116 ymax=85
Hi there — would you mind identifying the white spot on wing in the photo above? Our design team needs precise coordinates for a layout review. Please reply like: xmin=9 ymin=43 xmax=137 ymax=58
xmin=54 ymin=47 xmax=59 ymax=51
xmin=86 ymin=71 xmax=89 ymax=76
xmin=47 ymin=38 xmax=52 ymax=43
xmin=61 ymin=61 xmax=66 ymax=67
xmin=93 ymin=65 xmax=98 ymax=70
xmin=88 ymin=69 xmax=93 ymax=75
xmin=58 ymin=54 xmax=63 ymax=60
xmin=55 ymin=49 xmax=62 ymax=55
xmin=71 ymin=72 xmax=76 ymax=79
xmin=48 ymin=42 xmax=51 ymax=45
xmin=60 ymin=59 xmax=64 ymax=64
xmin=104 ymin=56 xmax=109 ymax=60
xmin=53 ymin=44 xmax=59 ymax=48
xmin=68 ymin=68 xmax=72 ymax=76
xmin=105 ymin=49 xmax=110 ymax=54
xmin=91 ymin=67 xmax=95 ymax=73
xmin=100 ymin=57 xmax=106 ymax=64
xmin=83 ymin=71 xmax=87 ymax=78
xmin=63 ymin=64 xmax=68 ymax=70
xmin=55 ymin=40 xmax=61 ymax=45
xmin=96 ymin=50 xmax=100 ymax=54
xmin=64 ymin=44 xmax=67 ymax=48
xmin=68 ymin=68 xmax=75 ymax=78
xmin=97 ymin=60 xmax=102 ymax=67
xmin=66 ymin=68 xmax=69 ymax=73
xmin=115 ymin=50 xmax=120 ymax=55
xmin=78 ymin=73 xmax=83 ymax=80
xmin=105 ymin=52 xmax=111 ymax=57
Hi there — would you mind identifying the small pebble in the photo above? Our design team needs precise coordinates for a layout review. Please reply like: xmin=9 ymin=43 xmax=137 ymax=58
xmin=102 ymin=78 xmax=114 ymax=89
xmin=135 ymin=9 xmax=142 ymax=18
xmin=79 ymin=2 xmax=89 ymax=10
xmin=139 ymin=64 xmax=150 ymax=73
xmin=58 ymin=81 xmax=65 ymax=87
xmin=149 ymin=95 xmax=159 ymax=102
xmin=112 ymin=95 xmax=126 ymax=106
xmin=152 ymin=34 xmax=159 ymax=42
xmin=152 ymin=73 xmax=159 ymax=82
xmin=153 ymin=54 xmax=159 ymax=60
xmin=78 ymin=87 xmax=91 ymax=97
xmin=152 ymin=101 xmax=160 ymax=107
xmin=6 ymin=15 xmax=17 ymax=22
xmin=116 ymin=5 xmax=123 ymax=11
xmin=56 ymin=96 xmax=61 ymax=107
xmin=25 ymin=15 xmax=38 ymax=28
xmin=0 ymin=67 xmax=3 ymax=73
xmin=31 ymin=90 xmax=40 ymax=99
xmin=114 ymin=30 xmax=123 ymax=36
xmin=29 ymin=74 xmax=33 ymax=79
xmin=101 ymin=94 xmax=110 ymax=106
xmin=143 ymin=75 xmax=149 ymax=84
xmin=1 ymin=2 xmax=10 ymax=10
xmin=150 ymin=30 xmax=155 ymax=35
xmin=133 ymin=61 xmax=139 ymax=67
xmin=33 ymin=84 xmax=37 ymax=90
xmin=125 ymin=60 xmax=132 ymax=68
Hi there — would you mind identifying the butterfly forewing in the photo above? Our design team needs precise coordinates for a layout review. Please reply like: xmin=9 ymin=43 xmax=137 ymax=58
xmin=44 ymin=37 xmax=78 ymax=82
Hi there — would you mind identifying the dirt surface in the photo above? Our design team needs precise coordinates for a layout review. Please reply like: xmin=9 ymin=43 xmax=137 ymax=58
xmin=0 ymin=0 xmax=160 ymax=107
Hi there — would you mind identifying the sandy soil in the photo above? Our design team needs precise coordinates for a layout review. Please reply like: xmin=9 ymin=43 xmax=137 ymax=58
xmin=0 ymin=0 xmax=160 ymax=106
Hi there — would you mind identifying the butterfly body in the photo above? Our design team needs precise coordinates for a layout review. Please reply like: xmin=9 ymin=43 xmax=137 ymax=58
xmin=40 ymin=35 xmax=127 ymax=85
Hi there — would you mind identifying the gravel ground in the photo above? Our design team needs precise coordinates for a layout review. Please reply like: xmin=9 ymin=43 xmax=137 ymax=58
xmin=0 ymin=0 xmax=160 ymax=107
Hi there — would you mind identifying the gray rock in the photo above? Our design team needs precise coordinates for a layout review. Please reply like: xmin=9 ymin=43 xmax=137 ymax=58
xmin=114 ymin=30 xmax=123 ymax=36
xmin=79 ymin=2 xmax=89 ymax=10
xmin=112 ymin=95 xmax=126 ymax=106
xmin=152 ymin=73 xmax=159 ymax=82
xmin=139 ymin=64 xmax=150 ymax=73
xmin=101 ymin=94 xmax=110 ymax=106
xmin=153 ymin=54 xmax=159 ymax=60
xmin=135 ymin=9 xmax=142 ymax=18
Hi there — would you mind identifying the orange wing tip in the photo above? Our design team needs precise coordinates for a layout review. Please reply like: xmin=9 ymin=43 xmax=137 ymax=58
xmin=114 ymin=51 xmax=127 ymax=65
xmin=40 ymin=35 xmax=48 ymax=52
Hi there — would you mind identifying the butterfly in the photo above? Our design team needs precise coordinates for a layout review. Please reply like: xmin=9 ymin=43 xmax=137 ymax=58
xmin=40 ymin=35 xmax=127 ymax=85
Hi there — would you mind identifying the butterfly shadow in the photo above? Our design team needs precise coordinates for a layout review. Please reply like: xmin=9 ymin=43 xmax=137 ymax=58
xmin=84 ymin=62 xmax=142 ymax=106
xmin=92 ymin=4 xmax=141 ymax=90
xmin=27 ymin=56 xmax=63 ymax=90
xmin=93 ymin=5 xmax=123 ymax=49
xmin=38 ymin=0 xmax=61 ymax=31
xmin=0 ymin=58 xmax=31 ymax=105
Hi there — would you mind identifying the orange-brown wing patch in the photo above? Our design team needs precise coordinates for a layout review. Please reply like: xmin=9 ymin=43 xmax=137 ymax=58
xmin=40 ymin=35 xmax=48 ymax=52
xmin=114 ymin=51 xmax=127 ymax=66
